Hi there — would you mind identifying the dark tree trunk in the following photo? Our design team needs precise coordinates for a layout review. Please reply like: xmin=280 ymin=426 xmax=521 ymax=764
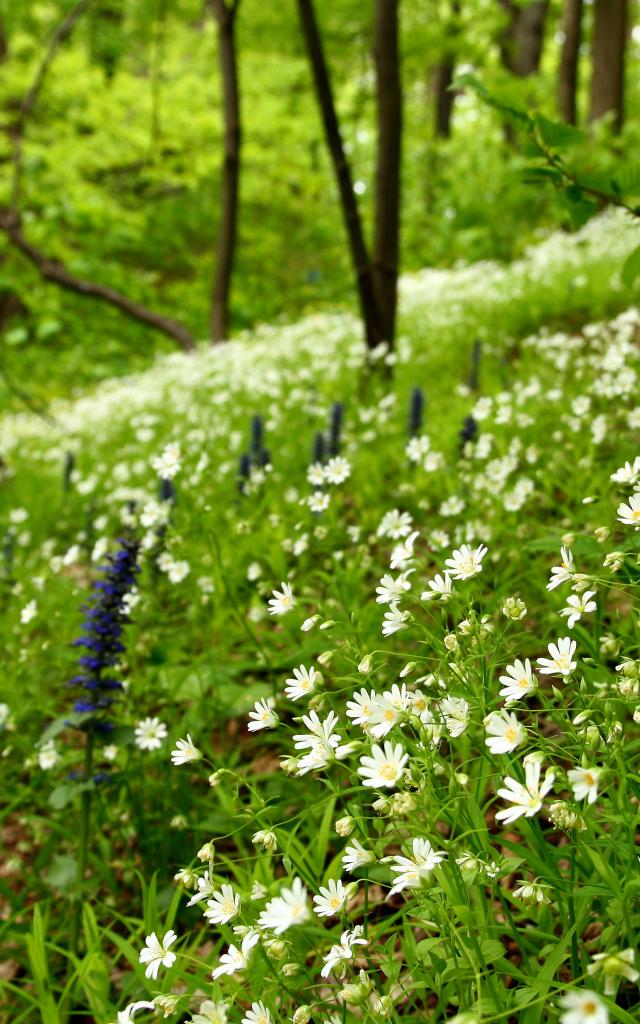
xmin=434 ymin=60 xmax=455 ymax=138
xmin=557 ymin=0 xmax=582 ymax=124
xmin=589 ymin=0 xmax=627 ymax=132
xmin=209 ymin=0 xmax=241 ymax=343
xmin=297 ymin=0 xmax=383 ymax=351
xmin=0 ymin=18 xmax=7 ymax=60
xmin=498 ymin=0 xmax=548 ymax=77
xmin=372 ymin=0 xmax=402 ymax=348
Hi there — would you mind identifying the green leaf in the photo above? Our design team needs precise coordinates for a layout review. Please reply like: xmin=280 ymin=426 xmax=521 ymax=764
xmin=43 ymin=854 xmax=78 ymax=892
xmin=621 ymin=244 xmax=640 ymax=287
xmin=534 ymin=114 xmax=585 ymax=150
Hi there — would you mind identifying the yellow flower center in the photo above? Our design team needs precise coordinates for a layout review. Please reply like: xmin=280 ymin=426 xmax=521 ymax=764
xmin=380 ymin=762 xmax=398 ymax=780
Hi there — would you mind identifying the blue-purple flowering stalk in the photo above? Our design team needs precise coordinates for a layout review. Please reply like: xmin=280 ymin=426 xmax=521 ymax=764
xmin=468 ymin=339 xmax=482 ymax=392
xmin=328 ymin=401 xmax=343 ymax=456
xmin=408 ymin=386 xmax=425 ymax=438
xmin=69 ymin=535 xmax=140 ymax=954
xmin=459 ymin=413 xmax=478 ymax=454
xmin=312 ymin=430 xmax=326 ymax=465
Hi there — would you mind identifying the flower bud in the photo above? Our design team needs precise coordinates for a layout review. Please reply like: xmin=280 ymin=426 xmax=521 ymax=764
xmin=339 ymin=970 xmax=371 ymax=1005
xmin=444 ymin=633 xmax=458 ymax=652
xmin=317 ymin=650 xmax=333 ymax=667
xmin=197 ymin=841 xmax=215 ymax=862
xmin=594 ymin=526 xmax=610 ymax=543
xmin=252 ymin=829 xmax=277 ymax=852
xmin=264 ymin=938 xmax=287 ymax=960
xmin=153 ymin=995 xmax=181 ymax=1017
xmin=373 ymin=996 xmax=394 ymax=1017
xmin=548 ymin=800 xmax=587 ymax=831
xmin=502 ymin=595 xmax=527 ymax=620
xmin=399 ymin=661 xmax=416 ymax=677
xmin=335 ymin=816 xmax=355 ymax=837
xmin=292 ymin=1007 xmax=312 ymax=1024
xmin=282 ymin=963 xmax=301 ymax=977
xmin=208 ymin=770 xmax=223 ymax=788
xmin=358 ymin=655 xmax=373 ymax=674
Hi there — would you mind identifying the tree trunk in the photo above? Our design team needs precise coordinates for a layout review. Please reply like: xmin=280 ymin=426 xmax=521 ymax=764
xmin=297 ymin=0 xmax=383 ymax=350
xmin=372 ymin=0 xmax=402 ymax=348
xmin=498 ymin=0 xmax=548 ymax=77
xmin=434 ymin=60 xmax=455 ymax=138
xmin=589 ymin=0 xmax=627 ymax=132
xmin=209 ymin=0 xmax=241 ymax=343
xmin=557 ymin=0 xmax=582 ymax=124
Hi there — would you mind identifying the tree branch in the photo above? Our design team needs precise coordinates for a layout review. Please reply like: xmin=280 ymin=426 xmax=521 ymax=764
xmin=0 ymin=216 xmax=196 ymax=351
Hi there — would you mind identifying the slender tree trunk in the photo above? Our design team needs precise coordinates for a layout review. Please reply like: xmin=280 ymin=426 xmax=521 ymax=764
xmin=209 ymin=0 xmax=241 ymax=343
xmin=557 ymin=0 xmax=582 ymax=124
xmin=297 ymin=0 xmax=383 ymax=350
xmin=434 ymin=60 xmax=455 ymax=138
xmin=372 ymin=0 xmax=402 ymax=348
xmin=498 ymin=0 xmax=548 ymax=77
xmin=589 ymin=0 xmax=627 ymax=132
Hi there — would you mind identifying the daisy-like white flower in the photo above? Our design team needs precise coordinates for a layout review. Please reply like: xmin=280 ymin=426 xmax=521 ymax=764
xmin=498 ymin=658 xmax=536 ymax=704
xmin=587 ymin=948 xmax=639 ymax=996
xmin=495 ymin=757 xmax=555 ymax=824
xmin=369 ymin=684 xmax=411 ymax=738
xmin=257 ymin=877 xmax=310 ymax=934
xmin=375 ymin=572 xmax=412 ymax=605
xmin=358 ymin=741 xmax=408 ymax=788
xmin=190 ymin=1000 xmax=229 ymax=1024
xmin=313 ymin=878 xmax=349 ymax=918
xmin=611 ymin=456 xmax=640 ymax=485
xmin=324 ymin=456 xmax=351 ymax=484
xmin=406 ymin=435 xmax=431 ymax=462
xmin=134 ymin=717 xmax=168 ymax=751
xmin=444 ymin=544 xmax=488 ymax=580
xmin=537 ymin=637 xmax=577 ymax=677
xmin=138 ymin=930 xmax=177 ymax=980
xmin=20 ymin=599 xmax=37 ymax=625
xmin=186 ymin=871 xmax=215 ymax=906
xmin=377 ymin=508 xmax=413 ymax=540
xmin=38 ymin=740 xmax=59 ymax=770
xmin=421 ymin=572 xmax=453 ymax=602
xmin=617 ymin=493 xmax=640 ymax=528
xmin=547 ymin=546 xmax=575 ymax=591
xmin=116 ymin=1001 xmax=156 ymax=1024
xmin=390 ymin=530 xmax=419 ymax=570
xmin=382 ymin=604 xmax=411 ymax=637
xmin=342 ymin=839 xmax=375 ymax=874
xmin=560 ymin=590 xmax=597 ymax=628
xmin=204 ymin=884 xmax=241 ymax=925
xmin=321 ymin=925 xmax=368 ymax=978
xmin=438 ymin=696 xmax=470 ymax=738
xmin=558 ymin=990 xmax=608 ymax=1024
xmin=484 ymin=710 xmax=526 ymax=754
xmin=567 ymin=766 xmax=602 ymax=804
xmin=241 ymin=1003 xmax=271 ymax=1024
xmin=211 ymin=930 xmax=260 ymax=979
xmin=248 ymin=697 xmax=278 ymax=732
xmin=171 ymin=734 xmax=202 ymax=765
xmin=152 ymin=442 xmax=181 ymax=480
xmin=307 ymin=463 xmax=326 ymax=487
xmin=346 ymin=689 xmax=378 ymax=730
xmin=308 ymin=491 xmax=330 ymax=513
xmin=267 ymin=582 xmax=296 ymax=615
xmin=284 ymin=665 xmax=318 ymax=701
xmin=387 ymin=838 xmax=447 ymax=897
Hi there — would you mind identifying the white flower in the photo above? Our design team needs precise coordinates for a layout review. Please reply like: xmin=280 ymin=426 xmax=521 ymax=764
xmin=567 ymin=766 xmax=602 ymax=804
xmin=547 ymin=546 xmax=575 ymax=590
xmin=438 ymin=696 xmax=470 ymax=738
xmin=444 ymin=544 xmax=488 ymax=580
xmin=284 ymin=665 xmax=317 ymax=701
xmin=152 ymin=442 xmax=182 ymax=480
xmin=377 ymin=508 xmax=413 ymax=540
xmin=537 ymin=637 xmax=577 ymax=677
xmin=241 ymin=1003 xmax=271 ymax=1024
xmin=307 ymin=463 xmax=326 ymax=486
xmin=498 ymin=658 xmax=536 ymax=704
xmin=342 ymin=839 xmax=375 ymax=874
xmin=611 ymin=456 xmax=640 ymax=485
xmin=495 ymin=758 xmax=555 ymax=824
xmin=369 ymin=684 xmax=411 ymax=738
xmin=587 ymin=948 xmax=639 ymax=996
xmin=37 ymin=740 xmax=59 ymax=770
xmin=558 ymin=990 xmax=608 ymax=1024
xmin=138 ymin=930 xmax=177 ymax=980
xmin=390 ymin=530 xmax=419 ymax=570
xmin=560 ymin=591 xmax=596 ymax=628
xmin=190 ymin=1000 xmax=229 ymax=1024
xmin=484 ymin=710 xmax=526 ymax=754
xmin=20 ymin=600 xmax=37 ymax=624
xmin=257 ymin=877 xmax=310 ymax=934
xmin=248 ymin=697 xmax=278 ymax=732
xmin=387 ymin=838 xmax=447 ymax=896
xmin=421 ymin=572 xmax=453 ymax=602
xmin=134 ymin=717 xmax=168 ymax=751
xmin=313 ymin=878 xmax=349 ymax=918
xmin=325 ymin=456 xmax=351 ymax=484
xmin=321 ymin=926 xmax=368 ymax=978
xmin=308 ymin=491 xmax=330 ymax=513
xmin=186 ymin=872 xmax=216 ymax=906
xmin=358 ymin=741 xmax=408 ymax=788
xmin=382 ymin=604 xmax=411 ymax=637
xmin=375 ymin=572 xmax=412 ymax=604
xmin=211 ymin=930 xmax=260 ymax=979
xmin=116 ymin=1000 xmax=156 ymax=1024
xmin=171 ymin=735 xmax=202 ymax=765
xmin=617 ymin=492 xmax=640 ymax=527
xmin=204 ymin=884 xmax=241 ymax=925
xmin=268 ymin=582 xmax=296 ymax=615
xmin=346 ymin=689 xmax=378 ymax=730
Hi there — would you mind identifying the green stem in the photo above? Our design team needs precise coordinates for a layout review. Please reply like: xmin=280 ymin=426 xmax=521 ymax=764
xmin=70 ymin=732 xmax=95 ymax=958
